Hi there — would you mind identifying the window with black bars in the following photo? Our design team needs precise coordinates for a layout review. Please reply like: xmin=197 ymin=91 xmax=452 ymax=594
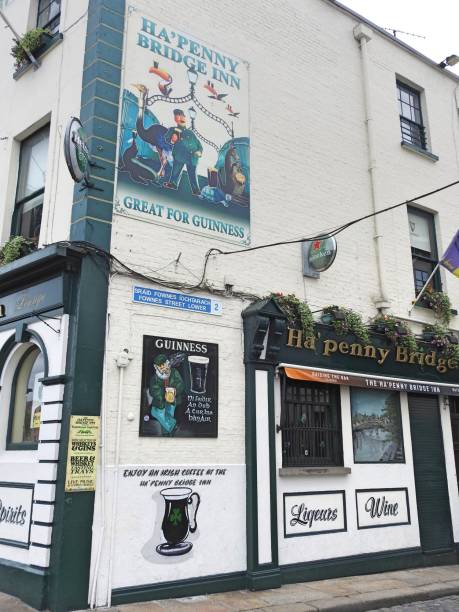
xmin=280 ymin=377 xmax=343 ymax=467
xmin=397 ymin=81 xmax=426 ymax=150
xmin=37 ymin=0 xmax=61 ymax=34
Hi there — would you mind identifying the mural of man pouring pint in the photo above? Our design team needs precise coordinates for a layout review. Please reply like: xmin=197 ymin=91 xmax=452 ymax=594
xmin=140 ymin=335 xmax=218 ymax=437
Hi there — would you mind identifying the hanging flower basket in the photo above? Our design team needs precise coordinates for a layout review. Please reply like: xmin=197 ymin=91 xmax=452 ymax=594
xmin=10 ymin=28 xmax=50 ymax=69
xmin=321 ymin=305 xmax=369 ymax=343
xmin=270 ymin=292 xmax=315 ymax=338
xmin=371 ymin=314 xmax=418 ymax=352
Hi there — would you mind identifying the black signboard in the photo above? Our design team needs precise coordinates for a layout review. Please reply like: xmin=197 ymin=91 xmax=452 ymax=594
xmin=140 ymin=335 xmax=218 ymax=437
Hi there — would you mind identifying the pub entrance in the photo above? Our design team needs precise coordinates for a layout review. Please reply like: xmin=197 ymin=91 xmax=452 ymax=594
xmin=408 ymin=394 xmax=454 ymax=556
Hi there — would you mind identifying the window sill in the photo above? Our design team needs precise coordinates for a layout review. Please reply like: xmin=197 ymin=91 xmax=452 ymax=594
xmin=401 ymin=141 xmax=439 ymax=162
xmin=279 ymin=466 xmax=352 ymax=477
xmin=13 ymin=32 xmax=63 ymax=81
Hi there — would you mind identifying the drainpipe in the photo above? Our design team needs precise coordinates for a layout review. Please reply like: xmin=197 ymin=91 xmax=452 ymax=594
xmin=106 ymin=348 xmax=132 ymax=607
xmin=354 ymin=24 xmax=391 ymax=311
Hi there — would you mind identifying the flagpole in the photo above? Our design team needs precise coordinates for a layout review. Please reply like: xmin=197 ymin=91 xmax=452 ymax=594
xmin=408 ymin=263 xmax=440 ymax=315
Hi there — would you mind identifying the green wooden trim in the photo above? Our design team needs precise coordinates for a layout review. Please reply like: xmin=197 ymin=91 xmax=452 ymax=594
xmin=112 ymin=571 xmax=247 ymax=605
xmin=0 ymin=557 xmax=47 ymax=610
xmin=280 ymin=546 xmax=458 ymax=585
xmin=267 ymin=368 xmax=279 ymax=568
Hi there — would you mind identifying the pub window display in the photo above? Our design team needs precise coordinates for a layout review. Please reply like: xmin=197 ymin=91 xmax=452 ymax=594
xmin=7 ymin=346 xmax=44 ymax=450
xmin=139 ymin=335 xmax=218 ymax=437
xmin=351 ymin=388 xmax=405 ymax=463
xmin=280 ymin=379 xmax=343 ymax=467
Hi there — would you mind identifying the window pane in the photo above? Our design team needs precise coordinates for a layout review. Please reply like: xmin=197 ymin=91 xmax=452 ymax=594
xmin=16 ymin=127 xmax=49 ymax=201
xmin=351 ymin=388 xmax=404 ymax=463
xmin=408 ymin=211 xmax=432 ymax=252
xmin=37 ymin=0 xmax=61 ymax=32
xmin=17 ymin=194 xmax=43 ymax=242
xmin=10 ymin=348 xmax=44 ymax=445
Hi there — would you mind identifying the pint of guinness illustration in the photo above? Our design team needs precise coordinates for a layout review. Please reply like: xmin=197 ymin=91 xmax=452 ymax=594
xmin=188 ymin=355 xmax=209 ymax=394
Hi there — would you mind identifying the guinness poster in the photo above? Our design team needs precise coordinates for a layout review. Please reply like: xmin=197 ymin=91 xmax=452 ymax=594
xmin=140 ymin=335 xmax=218 ymax=437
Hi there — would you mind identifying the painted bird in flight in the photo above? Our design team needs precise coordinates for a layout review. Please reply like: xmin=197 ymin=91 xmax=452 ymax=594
xmin=226 ymin=104 xmax=240 ymax=118
xmin=204 ymin=80 xmax=228 ymax=101
xmin=149 ymin=62 xmax=173 ymax=97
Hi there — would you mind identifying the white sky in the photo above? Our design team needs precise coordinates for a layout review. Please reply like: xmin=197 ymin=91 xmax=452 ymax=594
xmin=339 ymin=0 xmax=459 ymax=76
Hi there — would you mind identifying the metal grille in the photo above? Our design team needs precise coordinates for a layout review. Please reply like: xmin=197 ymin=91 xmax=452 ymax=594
xmin=400 ymin=116 xmax=426 ymax=149
xmin=281 ymin=378 xmax=343 ymax=467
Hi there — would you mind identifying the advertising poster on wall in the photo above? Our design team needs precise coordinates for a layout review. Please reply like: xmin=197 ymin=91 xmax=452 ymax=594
xmin=65 ymin=416 xmax=100 ymax=492
xmin=113 ymin=464 xmax=246 ymax=588
xmin=140 ymin=335 xmax=218 ymax=437
xmin=351 ymin=388 xmax=405 ymax=463
xmin=115 ymin=8 xmax=250 ymax=244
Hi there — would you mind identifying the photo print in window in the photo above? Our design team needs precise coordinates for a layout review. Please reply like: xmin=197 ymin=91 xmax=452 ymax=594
xmin=351 ymin=388 xmax=404 ymax=463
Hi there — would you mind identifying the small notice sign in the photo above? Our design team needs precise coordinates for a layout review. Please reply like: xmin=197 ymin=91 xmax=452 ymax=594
xmin=133 ymin=286 xmax=222 ymax=315
xmin=65 ymin=416 xmax=100 ymax=492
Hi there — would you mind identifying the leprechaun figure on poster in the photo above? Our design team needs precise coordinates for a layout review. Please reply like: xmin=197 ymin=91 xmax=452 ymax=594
xmin=148 ymin=353 xmax=185 ymax=435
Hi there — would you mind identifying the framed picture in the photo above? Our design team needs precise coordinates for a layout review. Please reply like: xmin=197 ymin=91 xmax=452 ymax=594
xmin=139 ymin=335 xmax=218 ymax=438
xmin=351 ymin=388 xmax=405 ymax=463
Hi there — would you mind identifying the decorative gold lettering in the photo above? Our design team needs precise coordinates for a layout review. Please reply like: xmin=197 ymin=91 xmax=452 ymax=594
xmin=437 ymin=358 xmax=447 ymax=374
xmin=350 ymin=343 xmax=363 ymax=357
xmin=323 ymin=339 xmax=338 ymax=357
xmin=409 ymin=352 xmax=425 ymax=366
xmin=287 ymin=328 xmax=303 ymax=348
xmin=448 ymin=358 xmax=458 ymax=369
xmin=303 ymin=336 xmax=316 ymax=350
xmin=338 ymin=341 xmax=349 ymax=354
xmin=395 ymin=346 xmax=409 ymax=363
xmin=376 ymin=347 xmax=390 ymax=365
xmin=424 ymin=351 xmax=436 ymax=367
xmin=363 ymin=345 xmax=376 ymax=359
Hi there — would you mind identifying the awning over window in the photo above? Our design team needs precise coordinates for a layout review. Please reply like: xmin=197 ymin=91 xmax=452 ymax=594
xmin=281 ymin=364 xmax=459 ymax=396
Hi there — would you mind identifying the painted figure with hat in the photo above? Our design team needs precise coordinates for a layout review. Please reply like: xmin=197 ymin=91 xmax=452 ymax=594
xmin=148 ymin=353 xmax=185 ymax=435
xmin=163 ymin=108 xmax=203 ymax=195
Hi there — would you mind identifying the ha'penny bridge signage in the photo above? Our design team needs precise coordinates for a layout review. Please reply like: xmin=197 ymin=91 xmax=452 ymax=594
xmin=282 ymin=326 xmax=459 ymax=393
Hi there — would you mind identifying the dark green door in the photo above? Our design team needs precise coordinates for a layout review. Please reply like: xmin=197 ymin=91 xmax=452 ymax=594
xmin=408 ymin=394 xmax=454 ymax=553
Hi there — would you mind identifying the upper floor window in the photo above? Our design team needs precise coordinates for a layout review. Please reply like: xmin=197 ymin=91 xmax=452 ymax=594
xmin=7 ymin=345 xmax=44 ymax=450
xmin=13 ymin=125 xmax=49 ymax=243
xmin=37 ymin=0 xmax=61 ymax=35
xmin=408 ymin=207 xmax=440 ymax=294
xmin=280 ymin=378 xmax=343 ymax=468
xmin=397 ymin=81 xmax=426 ymax=150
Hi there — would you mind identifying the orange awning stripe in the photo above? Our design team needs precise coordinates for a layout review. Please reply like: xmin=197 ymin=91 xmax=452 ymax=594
xmin=283 ymin=367 xmax=341 ymax=385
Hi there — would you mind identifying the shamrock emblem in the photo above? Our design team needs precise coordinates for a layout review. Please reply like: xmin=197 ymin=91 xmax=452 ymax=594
xmin=169 ymin=508 xmax=182 ymax=526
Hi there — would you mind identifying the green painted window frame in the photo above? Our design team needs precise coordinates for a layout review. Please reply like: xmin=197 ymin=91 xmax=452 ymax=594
xmin=6 ymin=345 xmax=43 ymax=451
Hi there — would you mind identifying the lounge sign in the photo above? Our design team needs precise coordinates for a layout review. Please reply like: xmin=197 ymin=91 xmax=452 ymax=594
xmin=0 ymin=483 xmax=34 ymax=548
xmin=283 ymin=491 xmax=346 ymax=537
xmin=356 ymin=488 xmax=410 ymax=529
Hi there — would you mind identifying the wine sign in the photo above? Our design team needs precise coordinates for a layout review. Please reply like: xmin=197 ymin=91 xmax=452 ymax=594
xmin=356 ymin=488 xmax=410 ymax=529
xmin=140 ymin=335 xmax=218 ymax=437
xmin=283 ymin=491 xmax=346 ymax=538
xmin=0 ymin=483 xmax=34 ymax=548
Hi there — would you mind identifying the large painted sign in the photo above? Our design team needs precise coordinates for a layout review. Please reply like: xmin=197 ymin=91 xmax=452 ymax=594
xmin=283 ymin=491 xmax=347 ymax=537
xmin=115 ymin=10 xmax=250 ymax=244
xmin=113 ymin=464 xmax=246 ymax=588
xmin=0 ymin=483 xmax=34 ymax=548
xmin=356 ymin=488 xmax=410 ymax=529
xmin=140 ymin=335 xmax=218 ymax=437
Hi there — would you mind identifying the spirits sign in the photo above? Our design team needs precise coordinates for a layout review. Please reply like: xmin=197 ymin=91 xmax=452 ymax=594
xmin=0 ymin=483 xmax=34 ymax=548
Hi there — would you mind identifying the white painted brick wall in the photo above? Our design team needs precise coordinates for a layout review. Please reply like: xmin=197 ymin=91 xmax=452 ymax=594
xmin=32 ymin=503 xmax=54 ymax=525
xmin=104 ymin=0 xmax=459 ymax=470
